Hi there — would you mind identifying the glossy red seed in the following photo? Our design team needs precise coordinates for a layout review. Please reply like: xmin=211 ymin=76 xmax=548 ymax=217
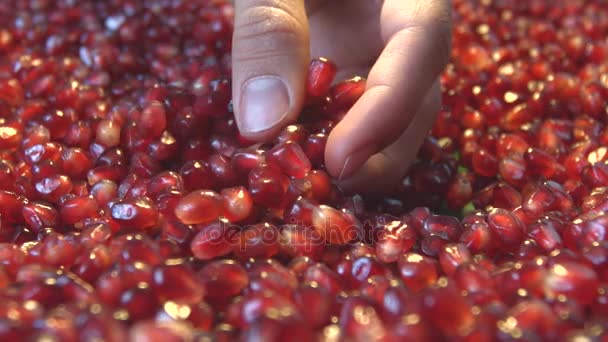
xmin=248 ymin=165 xmax=289 ymax=209
xmin=486 ymin=208 xmax=525 ymax=251
xmin=197 ymin=260 xmax=248 ymax=304
xmin=279 ymin=224 xmax=325 ymax=259
xmin=376 ymin=220 xmax=416 ymax=263
xmin=472 ymin=149 xmax=499 ymax=177
xmin=234 ymin=222 xmax=280 ymax=259
xmin=21 ymin=202 xmax=58 ymax=233
xmin=95 ymin=120 xmax=121 ymax=148
xmin=326 ymin=76 xmax=366 ymax=115
xmin=0 ymin=190 xmax=26 ymax=223
xmin=190 ymin=219 xmax=235 ymax=260
xmin=59 ymin=196 xmax=99 ymax=225
xmin=438 ymin=243 xmax=472 ymax=276
xmin=174 ymin=190 xmax=223 ymax=225
xmin=398 ymin=253 xmax=439 ymax=292
xmin=266 ymin=141 xmax=312 ymax=179
xmin=137 ymin=101 xmax=167 ymax=140
xmin=220 ymin=186 xmax=253 ymax=223
xmin=180 ymin=160 xmax=216 ymax=191
xmin=307 ymin=58 xmax=337 ymax=98
xmin=152 ymin=262 xmax=204 ymax=304
xmin=311 ymin=205 xmax=359 ymax=244
xmin=544 ymin=261 xmax=599 ymax=306
xmin=422 ymin=215 xmax=462 ymax=241
xmin=119 ymin=283 xmax=158 ymax=321
xmin=111 ymin=197 xmax=159 ymax=230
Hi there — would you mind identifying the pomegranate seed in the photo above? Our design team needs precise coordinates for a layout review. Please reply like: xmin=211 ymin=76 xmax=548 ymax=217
xmin=311 ymin=205 xmax=359 ymax=244
xmin=174 ymin=190 xmax=223 ymax=225
xmin=190 ymin=219 xmax=235 ymax=260
xmin=398 ymin=253 xmax=438 ymax=292
xmin=266 ymin=141 xmax=312 ymax=179
xmin=220 ymin=186 xmax=253 ymax=223
xmin=152 ymin=261 xmax=204 ymax=304
xmin=111 ymin=197 xmax=159 ymax=230
xmin=137 ymin=101 xmax=167 ymax=140
xmin=234 ymin=222 xmax=280 ymax=259
xmin=306 ymin=58 xmax=337 ymax=98
xmin=248 ymin=165 xmax=289 ymax=209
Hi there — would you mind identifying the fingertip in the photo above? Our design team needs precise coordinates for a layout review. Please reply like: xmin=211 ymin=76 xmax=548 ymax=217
xmin=337 ymin=151 xmax=405 ymax=196
xmin=324 ymin=125 xmax=377 ymax=180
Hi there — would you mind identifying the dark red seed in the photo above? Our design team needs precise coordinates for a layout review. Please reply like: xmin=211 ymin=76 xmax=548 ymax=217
xmin=174 ymin=190 xmax=223 ymax=225
xmin=307 ymin=58 xmax=337 ymax=98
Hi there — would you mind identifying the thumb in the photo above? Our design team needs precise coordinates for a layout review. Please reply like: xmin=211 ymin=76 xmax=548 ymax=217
xmin=232 ymin=0 xmax=310 ymax=141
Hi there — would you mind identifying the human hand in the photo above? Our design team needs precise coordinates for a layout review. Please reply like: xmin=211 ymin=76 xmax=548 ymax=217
xmin=231 ymin=0 xmax=452 ymax=194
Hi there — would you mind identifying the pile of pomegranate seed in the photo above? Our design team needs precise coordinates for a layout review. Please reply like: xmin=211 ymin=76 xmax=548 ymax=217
xmin=0 ymin=0 xmax=607 ymax=340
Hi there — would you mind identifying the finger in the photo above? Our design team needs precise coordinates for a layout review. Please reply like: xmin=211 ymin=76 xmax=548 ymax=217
xmin=324 ymin=0 xmax=451 ymax=179
xmin=338 ymin=81 xmax=441 ymax=195
xmin=232 ymin=0 xmax=310 ymax=141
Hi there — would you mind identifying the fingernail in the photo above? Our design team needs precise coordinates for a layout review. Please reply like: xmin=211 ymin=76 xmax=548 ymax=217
xmin=338 ymin=145 xmax=376 ymax=181
xmin=239 ymin=76 xmax=290 ymax=133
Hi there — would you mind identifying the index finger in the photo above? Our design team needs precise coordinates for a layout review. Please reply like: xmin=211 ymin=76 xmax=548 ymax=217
xmin=324 ymin=0 xmax=452 ymax=180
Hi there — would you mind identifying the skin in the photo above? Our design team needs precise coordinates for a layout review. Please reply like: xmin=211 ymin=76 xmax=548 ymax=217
xmin=232 ymin=0 xmax=452 ymax=195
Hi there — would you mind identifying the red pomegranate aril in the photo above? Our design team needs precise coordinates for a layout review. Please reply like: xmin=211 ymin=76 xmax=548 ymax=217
xmin=146 ymin=171 xmax=183 ymax=200
xmin=197 ymin=259 xmax=248 ymax=304
xmin=311 ymin=205 xmax=359 ymax=244
xmin=248 ymin=165 xmax=289 ymax=209
xmin=544 ymin=261 xmax=599 ymax=306
xmin=87 ymin=165 xmax=127 ymax=185
xmin=0 ymin=190 xmax=26 ymax=223
xmin=398 ymin=253 xmax=439 ymax=292
xmin=307 ymin=58 xmax=337 ymax=98
xmin=72 ymin=245 xmax=113 ymax=284
xmin=119 ymin=282 xmax=158 ymax=321
xmin=95 ymin=119 xmax=121 ymax=148
xmin=446 ymin=173 xmax=473 ymax=209
xmin=234 ymin=222 xmax=280 ymax=259
xmin=487 ymin=208 xmax=526 ymax=251
xmin=115 ymin=236 xmax=162 ymax=266
xmin=152 ymin=262 xmax=204 ymax=304
xmin=61 ymin=147 xmax=93 ymax=180
xmin=422 ymin=215 xmax=462 ymax=241
xmin=438 ymin=243 xmax=472 ymax=276
xmin=472 ymin=148 xmax=499 ymax=177
xmin=190 ymin=219 xmax=234 ymax=260
xmin=528 ymin=218 xmax=564 ymax=252
xmin=303 ymin=263 xmax=343 ymax=295
xmin=327 ymin=76 xmax=366 ymax=114
xmin=137 ymin=101 xmax=166 ymax=140
xmin=174 ymin=190 xmax=223 ymax=225
xmin=180 ymin=160 xmax=216 ymax=191
xmin=276 ymin=124 xmax=308 ymax=145
xmin=339 ymin=297 xmax=387 ymax=340
xmin=279 ymin=224 xmax=324 ymax=259
xmin=523 ymin=183 xmax=558 ymax=217
xmin=221 ymin=186 xmax=253 ymax=222
xmin=525 ymin=147 xmax=563 ymax=179
xmin=111 ymin=197 xmax=159 ymax=230
xmin=0 ymin=78 xmax=24 ymax=106
xmin=59 ymin=196 xmax=99 ymax=225
xmin=21 ymin=202 xmax=58 ymax=233
xmin=266 ymin=140 xmax=312 ymax=179
xmin=375 ymin=220 xmax=416 ymax=263
xmin=0 ymin=124 xmax=22 ymax=150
